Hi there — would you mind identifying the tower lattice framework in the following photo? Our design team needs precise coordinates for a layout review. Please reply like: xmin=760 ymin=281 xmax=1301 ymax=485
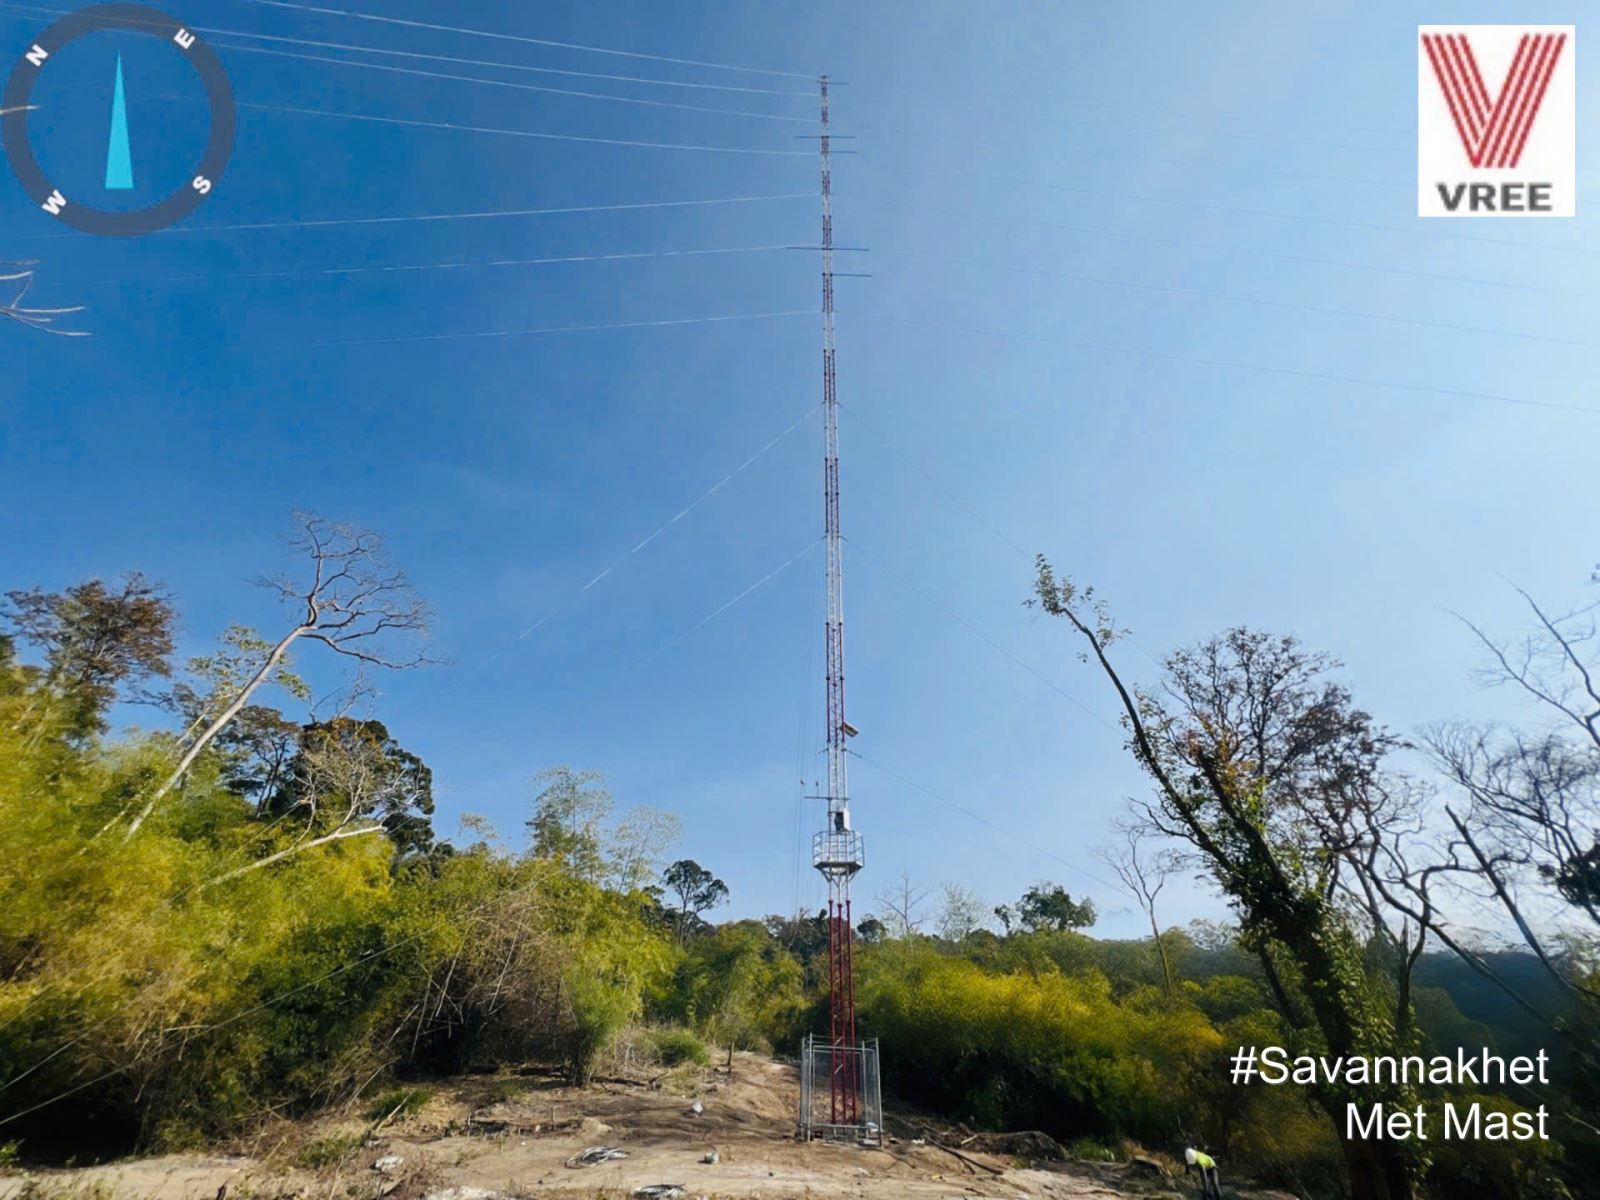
xmin=813 ymin=73 xmax=863 ymax=1129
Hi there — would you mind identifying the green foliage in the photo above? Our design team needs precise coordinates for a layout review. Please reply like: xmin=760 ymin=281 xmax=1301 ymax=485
xmin=0 ymin=636 xmax=673 ymax=1150
xmin=1423 ymin=1095 xmax=1562 ymax=1199
xmin=1184 ymin=974 xmax=1272 ymax=1024
xmin=264 ymin=717 xmax=437 ymax=858
xmin=364 ymin=1087 xmax=432 ymax=1121
xmin=526 ymin=767 xmax=610 ymax=880
xmin=1013 ymin=882 xmax=1097 ymax=932
xmin=857 ymin=947 xmax=1225 ymax=1140
xmin=296 ymin=1133 xmax=362 ymax=1170
xmin=2 ymin=573 xmax=175 ymax=734
xmin=1067 ymin=1137 xmax=1121 ymax=1163
xmin=649 ymin=1027 xmax=708 ymax=1067
xmin=648 ymin=921 xmax=807 ymax=1052
xmin=661 ymin=859 xmax=729 ymax=937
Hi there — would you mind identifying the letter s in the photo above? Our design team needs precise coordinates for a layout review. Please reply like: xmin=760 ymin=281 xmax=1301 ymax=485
xmin=1259 ymin=1045 xmax=1289 ymax=1085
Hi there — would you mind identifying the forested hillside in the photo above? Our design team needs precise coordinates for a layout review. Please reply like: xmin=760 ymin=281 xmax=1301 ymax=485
xmin=2 ymin=520 xmax=1595 ymax=1200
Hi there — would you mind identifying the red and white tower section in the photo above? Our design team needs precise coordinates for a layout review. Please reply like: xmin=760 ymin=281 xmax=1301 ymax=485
xmin=801 ymin=75 xmax=878 ymax=1143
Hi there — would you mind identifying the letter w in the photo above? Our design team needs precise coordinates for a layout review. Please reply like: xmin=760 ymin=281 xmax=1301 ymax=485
xmin=1422 ymin=32 xmax=1566 ymax=169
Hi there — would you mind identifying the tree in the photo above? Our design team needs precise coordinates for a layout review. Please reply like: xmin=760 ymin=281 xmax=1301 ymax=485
xmin=527 ymin=767 xmax=612 ymax=881
xmin=1 ymin=260 xmax=85 ymax=336
xmin=1364 ymin=577 xmax=1600 ymax=1163
xmin=607 ymin=806 xmax=683 ymax=892
xmin=935 ymin=881 xmax=989 ymax=941
xmin=163 ymin=625 xmax=311 ymax=810
xmin=764 ymin=911 xmax=830 ymax=963
xmin=125 ymin=513 xmax=431 ymax=838
xmin=1015 ymin=882 xmax=1097 ymax=932
xmin=203 ymin=716 xmax=436 ymax=886
xmin=1097 ymin=825 xmax=1178 ymax=995
xmin=993 ymin=903 xmax=1016 ymax=934
xmin=3 ymin=573 xmax=174 ymax=735
xmin=275 ymin=718 xmax=435 ymax=850
xmin=662 ymin=859 xmax=728 ymax=939
xmin=855 ymin=915 xmax=887 ymax=944
xmin=875 ymin=870 xmax=931 ymax=940
xmin=1425 ymin=583 xmax=1600 ymax=999
xmin=1034 ymin=558 xmax=1419 ymax=1200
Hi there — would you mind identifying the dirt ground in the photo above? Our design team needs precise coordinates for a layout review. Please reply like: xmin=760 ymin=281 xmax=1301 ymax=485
xmin=0 ymin=1054 xmax=1293 ymax=1200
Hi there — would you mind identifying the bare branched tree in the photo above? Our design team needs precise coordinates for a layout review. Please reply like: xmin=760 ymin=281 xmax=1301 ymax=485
xmin=1 ymin=261 xmax=86 ymax=336
xmin=1096 ymin=822 xmax=1179 ymax=996
xmin=875 ymin=870 xmax=932 ymax=940
xmin=606 ymin=806 xmax=683 ymax=893
xmin=1333 ymin=779 xmax=1450 ymax=1043
xmin=1422 ymin=584 xmax=1600 ymax=1005
xmin=934 ymin=880 xmax=988 ymax=941
xmin=125 ymin=512 xmax=432 ymax=838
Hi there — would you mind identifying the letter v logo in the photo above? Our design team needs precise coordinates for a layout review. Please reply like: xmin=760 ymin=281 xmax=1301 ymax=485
xmin=1421 ymin=31 xmax=1567 ymax=168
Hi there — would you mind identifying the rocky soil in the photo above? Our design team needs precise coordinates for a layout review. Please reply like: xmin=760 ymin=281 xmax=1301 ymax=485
xmin=0 ymin=1053 xmax=1296 ymax=1200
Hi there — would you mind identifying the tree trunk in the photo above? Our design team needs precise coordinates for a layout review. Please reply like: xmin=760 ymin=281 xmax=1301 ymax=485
xmin=199 ymin=823 xmax=383 ymax=889
xmin=124 ymin=624 xmax=305 ymax=839
xmin=1147 ymin=911 xmax=1173 ymax=997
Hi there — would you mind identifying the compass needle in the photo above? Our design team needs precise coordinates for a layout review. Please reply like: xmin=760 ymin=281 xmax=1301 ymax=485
xmin=104 ymin=53 xmax=133 ymax=190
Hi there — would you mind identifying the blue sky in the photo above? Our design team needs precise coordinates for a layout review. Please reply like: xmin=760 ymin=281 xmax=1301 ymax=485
xmin=3 ymin=0 xmax=1598 ymax=935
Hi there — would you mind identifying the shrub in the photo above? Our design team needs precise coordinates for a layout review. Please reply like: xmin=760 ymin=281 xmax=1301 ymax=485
xmin=297 ymin=1133 xmax=362 ymax=1170
xmin=651 ymin=1027 xmax=709 ymax=1067
xmin=364 ymin=1087 xmax=432 ymax=1122
xmin=857 ymin=949 xmax=1226 ymax=1143
xmin=1068 ymin=1137 xmax=1120 ymax=1162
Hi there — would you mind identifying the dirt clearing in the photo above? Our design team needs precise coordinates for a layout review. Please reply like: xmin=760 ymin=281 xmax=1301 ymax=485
xmin=0 ymin=1054 xmax=1291 ymax=1200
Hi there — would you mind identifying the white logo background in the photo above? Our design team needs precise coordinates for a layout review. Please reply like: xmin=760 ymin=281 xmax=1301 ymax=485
xmin=1417 ymin=24 xmax=1575 ymax=218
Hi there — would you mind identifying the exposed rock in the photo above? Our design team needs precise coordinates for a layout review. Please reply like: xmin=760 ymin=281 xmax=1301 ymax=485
xmin=566 ymin=1146 xmax=628 ymax=1168
xmin=1128 ymin=1155 xmax=1170 ymax=1178
xmin=973 ymin=1129 xmax=1068 ymax=1162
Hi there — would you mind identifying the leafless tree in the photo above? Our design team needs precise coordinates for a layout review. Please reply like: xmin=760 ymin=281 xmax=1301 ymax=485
xmin=1 ymin=261 xmax=85 ymax=336
xmin=1333 ymin=779 xmax=1451 ymax=1043
xmin=606 ymin=806 xmax=683 ymax=893
xmin=934 ymin=881 xmax=988 ymax=941
xmin=125 ymin=513 xmax=432 ymax=838
xmin=875 ymin=870 xmax=932 ymax=940
xmin=1096 ymin=822 xmax=1179 ymax=996
xmin=1421 ymin=583 xmax=1600 ymax=1005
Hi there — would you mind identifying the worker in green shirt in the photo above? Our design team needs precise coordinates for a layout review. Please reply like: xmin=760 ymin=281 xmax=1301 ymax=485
xmin=1184 ymin=1146 xmax=1222 ymax=1198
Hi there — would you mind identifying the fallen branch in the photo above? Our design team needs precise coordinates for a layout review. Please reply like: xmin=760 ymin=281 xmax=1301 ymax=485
xmin=928 ymin=1141 xmax=1003 ymax=1175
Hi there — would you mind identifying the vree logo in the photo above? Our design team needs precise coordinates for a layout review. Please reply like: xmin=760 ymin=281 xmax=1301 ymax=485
xmin=1422 ymin=31 xmax=1565 ymax=168
xmin=1417 ymin=25 xmax=1575 ymax=218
